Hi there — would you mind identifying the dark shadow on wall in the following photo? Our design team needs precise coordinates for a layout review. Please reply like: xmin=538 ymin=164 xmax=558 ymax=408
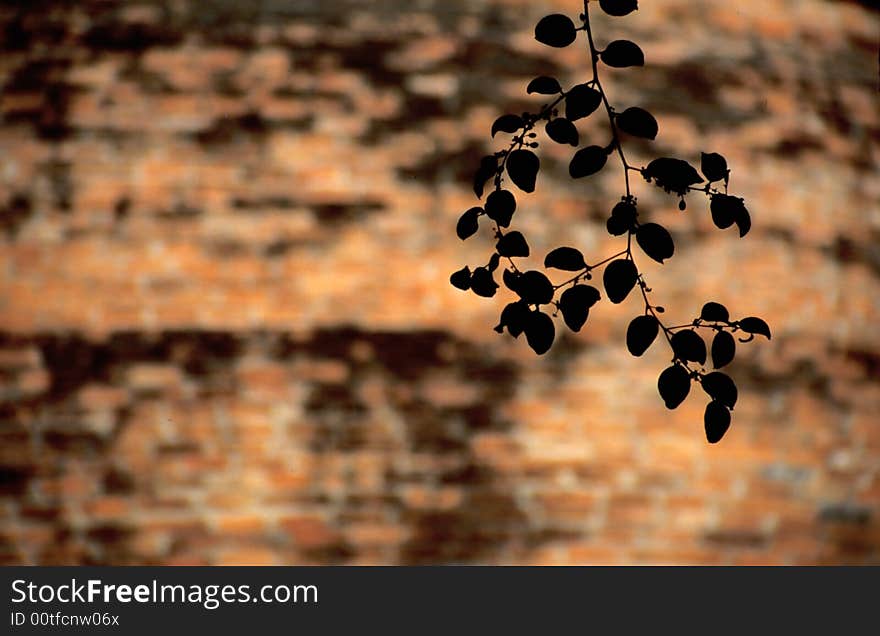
xmin=0 ymin=328 xmax=570 ymax=564
xmin=275 ymin=327 xmax=538 ymax=564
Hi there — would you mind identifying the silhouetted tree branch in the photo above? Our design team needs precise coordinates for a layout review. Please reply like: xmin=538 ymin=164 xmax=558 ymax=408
xmin=450 ymin=0 xmax=771 ymax=443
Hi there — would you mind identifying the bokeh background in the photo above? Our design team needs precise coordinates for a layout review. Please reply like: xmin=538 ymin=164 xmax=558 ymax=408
xmin=0 ymin=0 xmax=878 ymax=565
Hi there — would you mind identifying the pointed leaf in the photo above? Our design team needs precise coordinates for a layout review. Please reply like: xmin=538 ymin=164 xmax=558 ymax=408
xmin=709 ymin=194 xmax=745 ymax=230
xmin=711 ymin=331 xmax=736 ymax=369
xmin=670 ymin=329 xmax=707 ymax=365
xmin=658 ymin=364 xmax=690 ymax=409
xmin=491 ymin=114 xmax=524 ymax=138
xmin=600 ymin=40 xmax=644 ymax=68
xmin=488 ymin=253 xmax=500 ymax=272
xmin=700 ymin=301 xmax=729 ymax=322
xmin=602 ymin=259 xmax=638 ymax=304
xmin=534 ymin=14 xmax=577 ymax=48
xmin=569 ymin=145 xmax=608 ymax=178
xmin=515 ymin=270 xmax=554 ymax=305
xmin=485 ymin=190 xmax=516 ymax=227
xmin=502 ymin=268 xmax=521 ymax=293
xmin=599 ymin=0 xmax=639 ymax=17
xmin=635 ymin=222 xmax=674 ymax=263
xmin=495 ymin=301 xmax=531 ymax=338
xmin=545 ymin=118 xmax=579 ymax=146
xmin=524 ymin=310 xmax=556 ymax=354
xmin=565 ymin=84 xmax=602 ymax=121
xmin=616 ymin=106 xmax=658 ymax=140
xmin=507 ymin=149 xmax=539 ymax=193
xmin=704 ymin=400 xmax=731 ymax=443
xmin=544 ymin=246 xmax=587 ymax=271
xmin=450 ymin=266 xmax=471 ymax=291
xmin=559 ymin=285 xmax=601 ymax=332
xmin=473 ymin=155 xmax=498 ymax=198
xmin=470 ymin=267 xmax=498 ymax=298
xmin=456 ymin=207 xmax=481 ymax=240
xmin=626 ymin=315 xmax=659 ymax=357
xmin=738 ymin=317 xmax=771 ymax=340
xmin=700 ymin=152 xmax=728 ymax=182
xmin=701 ymin=371 xmax=738 ymax=409
xmin=496 ymin=231 xmax=530 ymax=258
xmin=527 ymin=76 xmax=562 ymax=95
xmin=735 ymin=206 xmax=751 ymax=237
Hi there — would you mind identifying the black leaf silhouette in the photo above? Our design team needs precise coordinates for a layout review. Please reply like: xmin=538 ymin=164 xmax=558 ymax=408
xmin=456 ymin=207 xmax=480 ymax=240
xmin=701 ymin=371 xmax=738 ymax=409
xmin=516 ymin=270 xmax=554 ymax=305
xmin=494 ymin=300 xmax=531 ymax=337
xmin=534 ymin=14 xmax=578 ymax=48
xmin=525 ymin=310 xmax=556 ymax=354
xmin=626 ymin=315 xmax=659 ymax=356
xmin=545 ymin=118 xmax=580 ymax=146
xmin=704 ymin=400 xmax=731 ymax=443
xmin=670 ymin=329 xmax=707 ymax=365
xmin=450 ymin=266 xmax=471 ymax=291
xmin=711 ymin=331 xmax=736 ymax=369
xmin=507 ymin=149 xmax=540 ymax=193
xmin=738 ymin=316 xmax=771 ymax=339
xmin=485 ymin=190 xmax=517 ymax=227
xmin=559 ymin=284 xmax=601 ymax=332
xmin=710 ymin=194 xmax=750 ymax=236
xmin=488 ymin=253 xmax=501 ymax=272
xmin=735 ymin=207 xmax=751 ymax=237
xmin=606 ymin=216 xmax=627 ymax=236
xmin=700 ymin=301 xmax=729 ymax=322
xmin=658 ymin=364 xmax=690 ymax=409
xmin=502 ymin=268 xmax=521 ymax=293
xmin=600 ymin=40 xmax=645 ymax=68
xmin=606 ymin=200 xmax=638 ymax=236
xmin=643 ymin=157 xmax=703 ymax=195
xmin=616 ymin=107 xmax=658 ymax=140
xmin=496 ymin=231 xmax=530 ymax=258
xmin=473 ymin=155 xmax=498 ymax=198
xmin=492 ymin=114 xmax=524 ymax=137
xmin=544 ymin=246 xmax=587 ymax=271
xmin=565 ymin=84 xmax=602 ymax=121
xmin=527 ymin=76 xmax=562 ymax=95
xmin=569 ymin=145 xmax=608 ymax=178
xmin=603 ymin=259 xmax=638 ymax=303
xmin=700 ymin=152 xmax=728 ymax=183
xmin=635 ymin=222 xmax=674 ymax=263
xmin=470 ymin=267 xmax=498 ymax=298
xmin=599 ymin=0 xmax=639 ymax=17
xmin=709 ymin=193 xmax=740 ymax=229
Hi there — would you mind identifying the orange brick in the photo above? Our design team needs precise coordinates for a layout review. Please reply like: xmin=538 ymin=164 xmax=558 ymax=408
xmin=279 ymin=516 xmax=339 ymax=549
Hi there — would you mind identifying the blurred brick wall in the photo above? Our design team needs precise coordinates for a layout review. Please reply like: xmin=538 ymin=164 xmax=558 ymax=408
xmin=0 ymin=0 xmax=878 ymax=564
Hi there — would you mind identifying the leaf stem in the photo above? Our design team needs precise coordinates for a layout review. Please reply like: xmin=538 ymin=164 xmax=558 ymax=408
xmin=582 ymin=1 xmax=631 ymax=197
xmin=552 ymin=249 xmax=627 ymax=290
xmin=495 ymin=94 xmax=567 ymax=189
xmin=582 ymin=1 xmax=696 ymax=365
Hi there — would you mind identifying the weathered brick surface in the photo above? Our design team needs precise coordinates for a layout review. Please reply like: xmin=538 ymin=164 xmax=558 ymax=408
xmin=0 ymin=0 xmax=878 ymax=564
